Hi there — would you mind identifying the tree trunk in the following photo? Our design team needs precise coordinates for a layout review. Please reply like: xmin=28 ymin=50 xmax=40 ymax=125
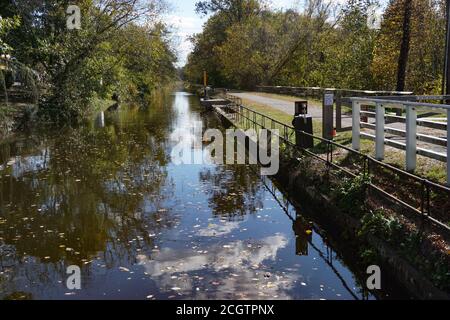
xmin=444 ymin=0 xmax=450 ymax=103
xmin=396 ymin=0 xmax=413 ymax=115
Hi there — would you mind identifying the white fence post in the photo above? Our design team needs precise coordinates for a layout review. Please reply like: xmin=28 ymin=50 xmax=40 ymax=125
xmin=352 ymin=100 xmax=361 ymax=151
xmin=406 ymin=106 xmax=417 ymax=172
xmin=447 ymin=109 xmax=450 ymax=186
xmin=375 ymin=103 xmax=385 ymax=160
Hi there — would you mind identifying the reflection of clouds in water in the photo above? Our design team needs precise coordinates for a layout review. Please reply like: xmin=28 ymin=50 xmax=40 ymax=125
xmin=4 ymin=150 xmax=50 ymax=177
xmin=170 ymin=127 xmax=196 ymax=147
xmin=137 ymin=235 xmax=297 ymax=299
xmin=197 ymin=222 xmax=241 ymax=237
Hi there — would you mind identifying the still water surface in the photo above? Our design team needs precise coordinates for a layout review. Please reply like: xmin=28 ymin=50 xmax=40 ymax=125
xmin=0 ymin=92 xmax=378 ymax=300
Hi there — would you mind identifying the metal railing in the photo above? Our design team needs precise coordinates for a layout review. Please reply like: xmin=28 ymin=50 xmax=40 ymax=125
xmin=222 ymin=94 xmax=450 ymax=234
xmin=256 ymin=85 xmax=413 ymax=99
xmin=350 ymin=97 xmax=449 ymax=186
xmin=256 ymin=86 xmax=414 ymax=131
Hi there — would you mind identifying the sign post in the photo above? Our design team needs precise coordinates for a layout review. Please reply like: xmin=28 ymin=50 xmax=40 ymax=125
xmin=203 ymin=70 xmax=208 ymax=98
xmin=323 ymin=91 xmax=335 ymax=140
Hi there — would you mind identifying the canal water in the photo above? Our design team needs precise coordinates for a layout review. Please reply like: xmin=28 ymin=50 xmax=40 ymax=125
xmin=0 ymin=91 xmax=381 ymax=300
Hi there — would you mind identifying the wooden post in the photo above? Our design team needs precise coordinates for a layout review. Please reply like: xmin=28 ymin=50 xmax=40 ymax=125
xmin=203 ymin=70 xmax=208 ymax=98
xmin=323 ymin=91 xmax=334 ymax=140
xmin=375 ymin=103 xmax=385 ymax=160
xmin=336 ymin=91 xmax=342 ymax=131
xmin=447 ymin=109 xmax=450 ymax=186
xmin=352 ymin=101 xmax=361 ymax=151
xmin=406 ymin=106 xmax=417 ymax=172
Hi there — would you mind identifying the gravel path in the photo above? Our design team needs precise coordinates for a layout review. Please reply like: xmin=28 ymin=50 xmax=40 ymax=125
xmin=231 ymin=92 xmax=353 ymax=126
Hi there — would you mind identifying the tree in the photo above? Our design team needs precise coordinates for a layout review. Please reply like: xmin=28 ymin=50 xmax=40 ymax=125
xmin=328 ymin=0 xmax=377 ymax=89
xmin=195 ymin=0 xmax=263 ymax=23
xmin=372 ymin=0 xmax=445 ymax=94
xmin=1 ymin=0 xmax=177 ymax=123
xmin=185 ymin=0 xmax=337 ymax=88
xmin=266 ymin=0 xmax=335 ymax=84
xmin=186 ymin=0 xmax=447 ymax=94
xmin=0 ymin=15 xmax=20 ymax=55
xmin=396 ymin=0 xmax=413 ymax=116
xmin=184 ymin=13 xmax=231 ymax=87
xmin=185 ymin=0 xmax=264 ymax=87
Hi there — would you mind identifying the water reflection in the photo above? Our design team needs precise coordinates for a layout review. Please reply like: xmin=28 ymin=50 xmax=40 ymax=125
xmin=136 ymin=235 xmax=293 ymax=300
xmin=95 ymin=112 xmax=105 ymax=128
xmin=199 ymin=165 xmax=263 ymax=221
xmin=0 ymin=96 xmax=176 ymax=298
xmin=293 ymin=217 xmax=313 ymax=257
xmin=0 ymin=92 xmax=381 ymax=300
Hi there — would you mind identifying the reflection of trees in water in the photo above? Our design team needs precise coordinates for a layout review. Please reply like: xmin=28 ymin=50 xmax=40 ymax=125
xmin=0 ymin=135 xmax=45 ymax=167
xmin=199 ymin=165 xmax=264 ymax=221
xmin=197 ymin=103 xmax=265 ymax=221
xmin=0 ymin=97 xmax=178 ymax=298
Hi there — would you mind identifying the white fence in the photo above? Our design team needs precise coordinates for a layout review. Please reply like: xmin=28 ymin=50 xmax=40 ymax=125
xmin=350 ymin=97 xmax=450 ymax=185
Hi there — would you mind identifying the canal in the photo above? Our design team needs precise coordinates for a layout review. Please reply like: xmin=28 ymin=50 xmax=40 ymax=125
xmin=0 ymin=91 xmax=392 ymax=300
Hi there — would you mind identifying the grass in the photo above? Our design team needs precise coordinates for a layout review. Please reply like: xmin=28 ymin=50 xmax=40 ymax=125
xmin=246 ymin=91 xmax=322 ymax=108
xmin=240 ymin=97 xmax=293 ymax=124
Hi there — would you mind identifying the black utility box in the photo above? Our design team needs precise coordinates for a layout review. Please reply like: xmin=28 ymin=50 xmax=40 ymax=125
xmin=292 ymin=115 xmax=314 ymax=149
xmin=295 ymin=101 xmax=308 ymax=116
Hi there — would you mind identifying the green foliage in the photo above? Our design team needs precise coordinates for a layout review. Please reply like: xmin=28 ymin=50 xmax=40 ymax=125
xmin=358 ymin=208 xmax=450 ymax=291
xmin=334 ymin=174 xmax=371 ymax=218
xmin=359 ymin=209 xmax=404 ymax=242
xmin=185 ymin=0 xmax=447 ymax=94
xmin=0 ymin=15 xmax=20 ymax=54
xmin=195 ymin=0 xmax=262 ymax=23
xmin=359 ymin=248 xmax=379 ymax=266
xmin=372 ymin=0 xmax=445 ymax=94
xmin=184 ymin=12 xmax=238 ymax=87
xmin=1 ymin=0 xmax=177 ymax=124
